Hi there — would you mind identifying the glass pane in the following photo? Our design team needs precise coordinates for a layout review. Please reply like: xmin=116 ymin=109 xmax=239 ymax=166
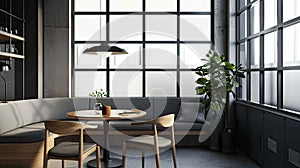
xmin=75 ymin=0 xmax=106 ymax=12
xmin=146 ymin=71 xmax=176 ymax=97
xmin=180 ymin=44 xmax=211 ymax=69
xmin=283 ymin=0 xmax=300 ymax=22
xmin=240 ymin=75 xmax=247 ymax=100
xmin=239 ymin=42 xmax=247 ymax=69
xmin=251 ymin=71 xmax=259 ymax=103
xmin=239 ymin=11 xmax=247 ymax=39
xmin=146 ymin=0 xmax=176 ymax=11
xmin=110 ymin=71 xmax=142 ymax=97
xmin=239 ymin=0 xmax=247 ymax=9
xmin=110 ymin=44 xmax=143 ymax=69
xmin=283 ymin=23 xmax=300 ymax=66
xmin=110 ymin=15 xmax=142 ymax=41
xmin=264 ymin=0 xmax=277 ymax=29
xmin=74 ymin=44 xmax=107 ymax=69
xmin=75 ymin=15 xmax=106 ymax=41
xmin=264 ymin=32 xmax=277 ymax=67
xmin=180 ymin=71 xmax=199 ymax=97
xmin=180 ymin=15 xmax=211 ymax=41
xmin=74 ymin=71 xmax=106 ymax=97
xmin=145 ymin=44 xmax=177 ymax=69
xmin=265 ymin=71 xmax=277 ymax=106
xmin=146 ymin=15 xmax=177 ymax=41
xmin=249 ymin=1 xmax=260 ymax=35
xmin=180 ymin=0 xmax=211 ymax=12
xmin=250 ymin=38 xmax=260 ymax=68
xmin=283 ymin=70 xmax=300 ymax=111
xmin=110 ymin=0 xmax=142 ymax=12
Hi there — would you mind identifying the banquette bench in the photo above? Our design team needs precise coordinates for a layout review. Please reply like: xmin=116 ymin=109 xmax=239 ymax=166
xmin=0 ymin=97 xmax=206 ymax=168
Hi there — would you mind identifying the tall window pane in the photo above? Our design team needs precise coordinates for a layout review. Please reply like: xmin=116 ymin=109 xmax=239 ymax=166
xmin=264 ymin=0 xmax=277 ymax=29
xmin=239 ymin=11 xmax=247 ymax=40
xmin=265 ymin=71 xmax=277 ymax=106
xmin=146 ymin=15 xmax=177 ymax=41
xmin=110 ymin=72 xmax=142 ymax=97
xmin=180 ymin=0 xmax=210 ymax=12
xmin=180 ymin=15 xmax=211 ymax=41
xmin=264 ymin=32 xmax=277 ymax=67
xmin=146 ymin=72 xmax=176 ymax=97
xmin=110 ymin=0 xmax=142 ymax=12
xmin=283 ymin=70 xmax=300 ymax=111
xmin=180 ymin=71 xmax=199 ymax=97
xmin=251 ymin=72 xmax=259 ymax=103
xmin=250 ymin=38 xmax=260 ymax=68
xmin=146 ymin=0 xmax=177 ymax=11
xmin=74 ymin=0 xmax=105 ymax=12
xmin=249 ymin=1 xmax=260 ymax=35
xmin=283 ymin=23 xmax=300 ymax=66
xmin=145 ymin=44 xmax=177 ymax=69
xmin=283 ymin=0 xmax=300 ymax=22
xmin=239 ymin=42 xmax=247 ymax=69
xmin=74 ymin=72 xmax=106 ymax=97
xmin=75 ymin=15 xmax=106 ymax=41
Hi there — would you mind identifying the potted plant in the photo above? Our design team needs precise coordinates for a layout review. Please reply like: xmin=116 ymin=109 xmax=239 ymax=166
xmin=195 ymin=50 xmax=245 ymax=153
xmin=89 ymin=89 xmax=109 ymax=114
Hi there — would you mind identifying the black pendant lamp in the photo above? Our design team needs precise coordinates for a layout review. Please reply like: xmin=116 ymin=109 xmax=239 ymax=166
xmin=83 ymin=43 xmax=128 ymax=55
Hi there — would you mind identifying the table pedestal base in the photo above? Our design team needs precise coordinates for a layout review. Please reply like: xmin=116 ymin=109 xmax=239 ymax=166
xmin=87 ymin=158 xmax=122 ymax=168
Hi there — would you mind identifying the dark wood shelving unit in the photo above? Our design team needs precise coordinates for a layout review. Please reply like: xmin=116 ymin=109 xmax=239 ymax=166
xmin=0 ymin=0 xmax=25 ymax=100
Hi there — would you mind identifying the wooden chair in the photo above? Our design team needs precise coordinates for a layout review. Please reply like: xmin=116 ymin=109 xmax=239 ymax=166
xmin=43 ymin=121 xmax=101 ymax=168
xmin=122 ymin=114 xmax=176 ymax=168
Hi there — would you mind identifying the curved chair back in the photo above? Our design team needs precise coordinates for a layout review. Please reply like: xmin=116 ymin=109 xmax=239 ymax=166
xmin=153 ymin=114 xmax=174 ymax=128
xmin=45 ymin=121 xmax=83 ymax=135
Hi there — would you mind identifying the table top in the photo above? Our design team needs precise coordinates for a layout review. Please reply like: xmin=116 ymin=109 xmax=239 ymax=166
xmin=66 ymin=109 xmax=146 ymax=121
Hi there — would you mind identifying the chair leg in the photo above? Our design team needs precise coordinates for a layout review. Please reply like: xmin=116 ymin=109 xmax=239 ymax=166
xmin=79 ymin=158 xmax=83 ymax=168
xmin=43 ymin=158 xmax=48 ymax=168
xmin=122 ymin=142 xmax=126 ymax=168
xmin=96 ymin=146 xmax=101 ymax=168
xmin=142 ymin=150 xmax=145 ymax=168
xmin=155 ymin=153 xmax=160 ymax=168
xmin=171 ymin=145 xmax=177 ymax=168
xmin=62 ymin=160 xmax=65 ymax=168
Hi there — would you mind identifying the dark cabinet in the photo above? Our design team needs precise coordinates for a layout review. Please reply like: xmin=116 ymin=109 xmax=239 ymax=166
xmin=263 ymin=113 xmax=285 ymax=168
xmin=248 ymin=107 xmax=263 ymax=166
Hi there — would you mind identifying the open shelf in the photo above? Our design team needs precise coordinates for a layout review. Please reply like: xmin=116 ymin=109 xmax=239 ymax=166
xmin=0 ymin=51 xmax=24 ymax=59
xmin=0 ymin=30 xmax=24 ymax=41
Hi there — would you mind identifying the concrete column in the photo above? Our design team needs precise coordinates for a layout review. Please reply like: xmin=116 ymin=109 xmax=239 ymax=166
xmin=43 ymin=0 xmax=70 ymax=97
xmin=214 ymin=0 xmax=228 ymax=55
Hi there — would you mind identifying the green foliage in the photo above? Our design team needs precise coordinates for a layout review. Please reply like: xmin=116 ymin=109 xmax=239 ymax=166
xmin=195 ymin=50 xmax=245 ymax=112
xmin=89 ymin=89 xmax=108 ymax=98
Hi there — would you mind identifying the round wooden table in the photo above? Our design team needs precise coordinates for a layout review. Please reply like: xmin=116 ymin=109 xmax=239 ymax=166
xmin=66 ymin=109 xmax=146 ymax=168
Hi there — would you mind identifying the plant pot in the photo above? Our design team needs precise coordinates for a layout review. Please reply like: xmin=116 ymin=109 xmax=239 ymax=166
xmin=222 ymin=128 xmax=235 ymax=154
xmin=102 ymin=105 xmax=111 ymax=116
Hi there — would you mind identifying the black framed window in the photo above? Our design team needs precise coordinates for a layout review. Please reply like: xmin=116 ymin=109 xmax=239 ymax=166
xmin=72 ymin=0 xmax=213 ymax=97
xmin=236 ymin=0 xmax=300 ymax=112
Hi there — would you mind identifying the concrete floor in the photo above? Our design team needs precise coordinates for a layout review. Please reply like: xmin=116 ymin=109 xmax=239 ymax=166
xmin=47 ymin=146 xmax=259 ymax=168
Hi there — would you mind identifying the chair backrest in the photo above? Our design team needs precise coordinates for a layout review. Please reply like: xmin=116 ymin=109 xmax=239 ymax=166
xmin=45 ymin=120 xmax=83 ymax=135
xmin=153 ymin=114 xmax=174 ymax=128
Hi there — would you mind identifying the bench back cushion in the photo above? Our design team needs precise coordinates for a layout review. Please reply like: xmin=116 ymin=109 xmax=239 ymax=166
xmin=0 ymin=103 xmax=22 ymax=134
xmin=14 ymin=98 xmax=75 ymax=125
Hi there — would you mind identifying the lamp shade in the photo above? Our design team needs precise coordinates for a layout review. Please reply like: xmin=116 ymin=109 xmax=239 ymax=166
xmin=83 ymin=43 xmax=128 ymax=55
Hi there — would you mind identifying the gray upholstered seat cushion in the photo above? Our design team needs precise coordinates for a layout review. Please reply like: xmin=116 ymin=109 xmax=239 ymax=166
xmin=48 ymin=142 xmax=96 ymax=158
xmin=126 ymin=135 xmax=171 ymax=148
xmin=0 ymin=123 xmax=45 ymax=143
